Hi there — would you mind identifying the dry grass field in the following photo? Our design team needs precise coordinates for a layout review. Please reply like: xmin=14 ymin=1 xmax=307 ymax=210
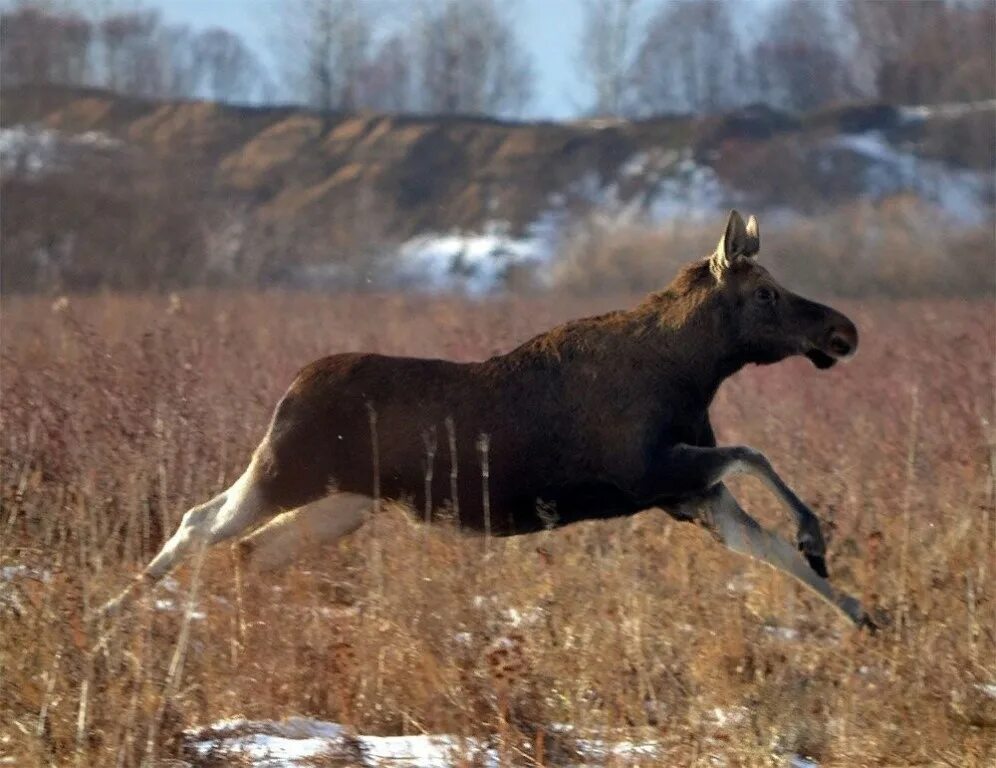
xmin=1 ymin=290 xmax=994 ymax=766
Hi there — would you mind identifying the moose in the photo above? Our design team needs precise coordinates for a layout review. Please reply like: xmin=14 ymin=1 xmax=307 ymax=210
xmin=105 ymin=211 xmax=875 ymax=628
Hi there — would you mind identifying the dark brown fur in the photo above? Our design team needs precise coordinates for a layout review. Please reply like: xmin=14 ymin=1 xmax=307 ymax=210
xmin=104 ymin=211 xmax=871 ymax=627
xmin=254 ymin=254 xmax=857 ymax=536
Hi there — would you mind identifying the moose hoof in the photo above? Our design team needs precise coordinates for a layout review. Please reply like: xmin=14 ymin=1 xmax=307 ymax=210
xmin=858 ymin=606 xmax=891 ymax=634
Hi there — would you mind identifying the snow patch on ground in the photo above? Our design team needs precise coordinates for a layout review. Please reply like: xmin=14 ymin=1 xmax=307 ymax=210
xmin=371 ymin=149 xmax=732 ymax=293
xmin=976 ymin=682 xmax=996 ymax=699
xmin=292 ymin=211 xmax=567 ymax=292
xmin=898 ymin=98 xmax=996 ymax=123
xmin=186 ymin=716 xmax=666 ymax=767
xmin=0 ymin=125 xmax=120 ymax=176
xmin=762 ymin=625 xmax=801 ymax=642
xmin=1 ymin=564 xmax=51 ymax=582
xmin=565 ymin=148 xmax=733 ymax=226
xmin=788 ymin=756 xmax=820 ymax=768
xmin=187 ymin=718 xmax=491 ymax=767
xmin=828 ymin=131 xmax=992 ymax=225
xmin=152 ymin=597 xmax=207 ymax=620
xmin=395 ymin=214 xmax=562 ymax=294
xmin=642 ymin=153 xmax=731 ymax=224
xmin=188 ymin=714 xmax=825 ymax=767
xmin=188 ymin=717 xmax=362 ymax=766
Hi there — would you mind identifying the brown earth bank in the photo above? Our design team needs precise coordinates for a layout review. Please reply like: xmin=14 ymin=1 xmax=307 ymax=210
xmin=2 ymin=85 xmax=993 ymax=293
xmin=1 ymin=292 xmax=994 ymax=765
xmin=5 ymin=85 xmax=993 ymax=233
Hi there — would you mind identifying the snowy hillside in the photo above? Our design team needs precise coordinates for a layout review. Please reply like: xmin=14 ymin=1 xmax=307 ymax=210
xmin=2 ymin=86 xmax=993 ymax=293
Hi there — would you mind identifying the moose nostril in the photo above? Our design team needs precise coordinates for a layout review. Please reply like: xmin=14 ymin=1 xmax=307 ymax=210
xmin=829 ymin=334 xmax=853 ymax=357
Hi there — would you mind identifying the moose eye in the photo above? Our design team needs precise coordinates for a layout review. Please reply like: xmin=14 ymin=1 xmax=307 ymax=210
xmin=754 ymin=286 xmax=776 ymax=304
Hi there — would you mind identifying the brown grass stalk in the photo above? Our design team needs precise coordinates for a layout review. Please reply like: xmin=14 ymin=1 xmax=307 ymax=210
xmin=1 ymin=291 xmax=993 ymax=766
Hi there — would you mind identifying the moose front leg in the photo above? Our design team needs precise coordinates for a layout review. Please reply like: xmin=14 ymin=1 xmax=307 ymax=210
xmin=693 ymin=484 xmax=872 ymax=628
xmin=654 ymin=443 xmax=830 ymax=577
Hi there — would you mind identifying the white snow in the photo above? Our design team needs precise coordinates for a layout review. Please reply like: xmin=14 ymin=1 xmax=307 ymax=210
xmin=185 ymin=716 xmax=666 ymax=767
xmin=361 ymin=734 xmax=495 ymax=767
xmin=762 ymin=625 xmax=801 ymax=642
xmin=828 ymin=131 xmax=993 ymax=225
xmin=898 ymin=98 xmax=996 ymax=123
xmin=1 ymin=564 xmax=51 ymax=582
xmin=708 ymin=706 xmax=749 ymax=729
xmin=644 ymin=155 xmax=731 ymax=224
xmin=573 ymin=737 xmax=661 ymax=761
xmin=0 ymin=125 xmax=120 ymax=176
xmin=394 ymin=215 xmax=561 ymax=294
xmin=976 ymin=683 xmax=996 ymax=699
xmin=153 ymin=597 xmax=207 ymax=620
xmin=788 ymin=756 xmax=819 ymax=768
xmin=501 ymin=604 xmax=545 ymax=628
xmin=189 ymin=717 xmax=360 ymax=766
xmin=187 ymin=717 xmax=497 ymax=767
xmin=567 ymin=148 xmax=733 ymax=226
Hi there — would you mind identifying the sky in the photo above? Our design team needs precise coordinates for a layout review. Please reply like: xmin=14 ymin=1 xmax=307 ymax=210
xmin=146 ymin=0 xmax=591 ymax=119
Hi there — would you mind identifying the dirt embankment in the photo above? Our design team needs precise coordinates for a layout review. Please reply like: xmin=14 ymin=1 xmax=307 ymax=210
xmin=2 ymin=85 xmax=992 ymax=292
xmin=9 ymin=86 xmax=991 ymax=234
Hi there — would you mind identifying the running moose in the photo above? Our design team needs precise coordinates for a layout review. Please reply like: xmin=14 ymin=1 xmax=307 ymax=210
xmin=107 ymin=211 xmax=875 ymax=628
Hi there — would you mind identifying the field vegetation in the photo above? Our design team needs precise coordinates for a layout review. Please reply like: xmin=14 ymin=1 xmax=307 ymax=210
xmin=1 ymin=288 xmax=994 ymax=766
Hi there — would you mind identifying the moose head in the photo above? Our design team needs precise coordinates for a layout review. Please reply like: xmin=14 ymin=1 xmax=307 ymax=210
xmin=706 ymin=210 xmax=858 ymax=370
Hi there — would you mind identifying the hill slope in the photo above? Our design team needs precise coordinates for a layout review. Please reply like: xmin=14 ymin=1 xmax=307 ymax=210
xmin=2 ymin=86 xmax=993 ymax=291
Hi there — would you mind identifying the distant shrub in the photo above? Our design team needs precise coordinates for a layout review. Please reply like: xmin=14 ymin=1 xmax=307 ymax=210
xmin=548 ymin=199 xmax=995 ymax=298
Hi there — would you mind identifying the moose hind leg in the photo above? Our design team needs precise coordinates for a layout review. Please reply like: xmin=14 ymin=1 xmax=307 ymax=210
xmin=237 ymin=492 xmax=371 ymax=573
xmin=142 ymin=463 xmax=278 ymax=583
xmin=701 ymin=485 xmax=870 ymax=627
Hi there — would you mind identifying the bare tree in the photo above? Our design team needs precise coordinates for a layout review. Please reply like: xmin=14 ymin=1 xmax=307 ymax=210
xmin=752 ymin=0 xmax=856 ymax=112
xmin=275 ymin=0 xmax=532 ymax=115
xmin=1 ymin=5 xmax=93 ymax=87
xmin=273 ymin=0 xmax=373 ymax=111
xmin=630 ymin=0 xmax=746 ymax=115
xmin=98 ymin=11 xmax=155 ymax=95
xmin=360 ymin=34 xmax=412 ymax=112
xmin=412 ymin=0 xmax=533 ymax=116
xmin=97 ymin=10 xmax=201 ymax=99
xmin=577 ymin=0 xmax=639 ymax=116
xmin=843 ymin=0 xmax=995 ymax=104
xmin=193 ymin=28 xmax=265 ymax=102
xmin=158 ymin=23 xmax=203 ymax=99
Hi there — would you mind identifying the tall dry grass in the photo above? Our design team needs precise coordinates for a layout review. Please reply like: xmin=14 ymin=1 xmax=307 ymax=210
xmin=1 ymin=290 xmax=994 ymax=766
xmin=552 ymin=202 xmax=995 ymax=299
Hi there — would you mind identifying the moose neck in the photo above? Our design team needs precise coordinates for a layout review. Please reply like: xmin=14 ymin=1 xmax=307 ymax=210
xmin=636 ymin=260 xmax=749 ymax=407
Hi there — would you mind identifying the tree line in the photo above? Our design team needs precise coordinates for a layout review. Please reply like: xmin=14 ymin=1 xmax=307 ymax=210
xmin=581 ymin=0 xmax=995 ymax=116
xmin=1 ymin=1 xmax=270 ymax=102
xmin=2 ymin=0 xmax=993 ymax=117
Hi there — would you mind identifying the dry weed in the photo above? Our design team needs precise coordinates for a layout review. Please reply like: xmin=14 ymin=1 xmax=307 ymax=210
xmin=1 ymin=291 xmax=993 ymax=766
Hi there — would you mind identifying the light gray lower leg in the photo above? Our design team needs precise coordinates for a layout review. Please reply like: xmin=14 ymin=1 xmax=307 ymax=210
xmin=98 ymin=461 xmax=278 ymax=617
xmin=143 ymin=464 xmax=276 ymax=582
xmin=141 ymin=493 xmax=226 ymax=582
xmin=673 ymin=443 xmax=828 ymax=574
xmin=98 ymin=491 xmax=229 ymax=616
xmin=702 ymin=485 xmax=867 ymax=626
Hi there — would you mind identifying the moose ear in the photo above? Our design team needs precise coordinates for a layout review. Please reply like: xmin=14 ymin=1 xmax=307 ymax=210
xmin=711 ymin=210 xmax=760 ymax=278
xmin=745 ymin=214 xmax=759 ymax=253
